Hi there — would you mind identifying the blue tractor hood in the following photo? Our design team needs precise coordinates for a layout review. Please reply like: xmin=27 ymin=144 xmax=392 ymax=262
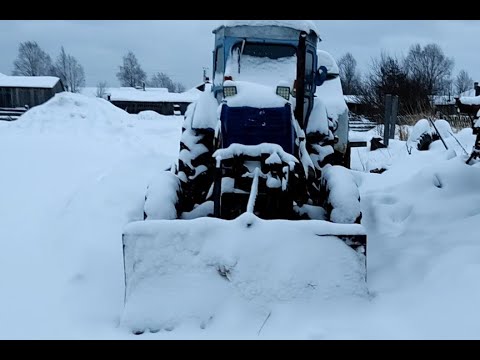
xmin=220 ymin=104 xmax=295 ymax=155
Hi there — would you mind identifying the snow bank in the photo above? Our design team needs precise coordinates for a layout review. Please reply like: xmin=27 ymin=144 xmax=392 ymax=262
xmin=137 ymin=110 xmax=170 ymax=121
xmin=0 ymin=91 xmax=184 ymax=339
xmin=14 ymin=92 xmax=131 ymax=133
xmin=122 ymin=213 xmax=367 ymax=332
xmin=11 ymin=92 xmax=182 ymax=147
xmin=222 ymin=20 xmax=318 ymax=35
xmin=3 ymin=82 xmax=480 ymax=339
xmin=80 ymin=87 xmax=100 ymax=98
xmin=355 ymin=157 xmax=480 ymax=339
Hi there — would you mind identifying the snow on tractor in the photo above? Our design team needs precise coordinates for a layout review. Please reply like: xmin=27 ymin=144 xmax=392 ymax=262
xmin=121 ymin=20 xmax=368 ymax=334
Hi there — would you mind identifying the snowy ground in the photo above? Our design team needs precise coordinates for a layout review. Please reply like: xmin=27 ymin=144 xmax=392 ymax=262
xmin=0 ymin=93 xmax=479 ymax=339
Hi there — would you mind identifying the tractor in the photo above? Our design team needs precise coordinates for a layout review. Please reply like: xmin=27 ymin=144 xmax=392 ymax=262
xmin=121 ymin=20 xmax=367 ymax=335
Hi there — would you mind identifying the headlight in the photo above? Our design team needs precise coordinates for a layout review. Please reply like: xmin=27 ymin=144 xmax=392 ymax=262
xmin=223 ymin=86 xmax=237 ymax=98
xmin=276 ymin=86 xmax=290 ymax=101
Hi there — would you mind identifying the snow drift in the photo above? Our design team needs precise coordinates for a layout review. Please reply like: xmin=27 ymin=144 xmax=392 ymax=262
xmin=1 ymin=89 xmax=480 ymax=339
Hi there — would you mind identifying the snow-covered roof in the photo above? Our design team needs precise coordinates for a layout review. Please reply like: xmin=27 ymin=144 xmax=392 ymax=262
xmin=459 ymin=88 xmax=477 ymax=97
xmin=108 ymin=87 xmax=200 ymax=103
xmin=344 ymin=95 xmax=364 ymax=104
xmin=0 ymin=74 xmax=61 ymax=89
xmin=458 ymin=96 xmax=480 ymax=106
xmin=219 ymin=20 xmax=318 ymax=35
xmin=432 ymin=95 xmax=456 ymax=106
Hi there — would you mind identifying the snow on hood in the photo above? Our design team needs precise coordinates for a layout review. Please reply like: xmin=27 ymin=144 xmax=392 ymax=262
xmin=223 ymin=81 xmax=289 ymax=108
xmin=222 ymin=20 xmax=318 ymax=35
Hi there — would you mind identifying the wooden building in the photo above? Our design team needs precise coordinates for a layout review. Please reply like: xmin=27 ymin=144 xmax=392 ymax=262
xmin=456 ymin=82 xmax=480 ymax=121
xmin=107 ymin=87 xmax=201 ymax=116
xmin=0 ymin=74 xmax=64 ymax=109
xmin=344 ymin=95 xmax=368 ymax=115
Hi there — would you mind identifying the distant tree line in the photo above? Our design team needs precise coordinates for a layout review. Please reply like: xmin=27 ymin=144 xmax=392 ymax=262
xmin=10 ymin=43 xmax=186 ymax=96
xmin=336 ymin=43 xmax=475 ymax=120
xmin=116 ymin=51 xmax=185 ymax=93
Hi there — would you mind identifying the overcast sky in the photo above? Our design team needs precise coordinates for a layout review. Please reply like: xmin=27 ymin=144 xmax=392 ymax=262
xmin=0 ymin=20 xmax=479 ymax=90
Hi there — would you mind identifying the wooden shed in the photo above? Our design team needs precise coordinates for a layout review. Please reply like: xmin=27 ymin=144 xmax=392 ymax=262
xmin=0 ymin=74 xmax=64 ymax=109
xmin=107 ymin=87 xmax=201 ymax=116
xmin=344 ymin=95 xmax=368 ymax=115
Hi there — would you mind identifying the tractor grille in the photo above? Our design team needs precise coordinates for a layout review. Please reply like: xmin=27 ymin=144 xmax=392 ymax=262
xmin=220 ymin=105 xmax=294 ymax=154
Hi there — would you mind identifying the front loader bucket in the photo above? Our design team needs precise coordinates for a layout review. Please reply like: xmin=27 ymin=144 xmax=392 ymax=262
xmin=121 ymin=214 xmax=367 ymax=334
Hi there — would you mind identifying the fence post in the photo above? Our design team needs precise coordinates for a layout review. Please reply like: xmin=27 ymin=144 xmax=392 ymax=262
xmin=389 ymin=95 xmax=399 ymax=140
xmin=384 ymin=94 xmax=392 ymax=147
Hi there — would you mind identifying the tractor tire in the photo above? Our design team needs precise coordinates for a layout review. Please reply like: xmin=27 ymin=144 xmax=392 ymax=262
xmin=144 ymin=171 xmax=182 ymax=221
xmin=416 ymin=132 xmax=440 ymax=151
xmin=176 ymin=109 xmax=216 ymax=213
xmin=320 ymin=165 xmax=362 ymax=225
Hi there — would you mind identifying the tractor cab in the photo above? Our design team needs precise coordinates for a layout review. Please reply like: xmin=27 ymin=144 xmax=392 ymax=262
xmin=211 ymin=21 xmax=325 ymax=155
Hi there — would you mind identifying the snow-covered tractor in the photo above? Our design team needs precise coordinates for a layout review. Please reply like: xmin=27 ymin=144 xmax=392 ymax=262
xmin=121 ymin=21 xmax=368 ymax=334
xmin=456 ymin=89 xmax=480 ymax=164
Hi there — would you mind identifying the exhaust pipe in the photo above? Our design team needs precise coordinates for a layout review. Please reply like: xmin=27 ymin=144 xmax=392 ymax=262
xmin=294 ymin=32 xmax=307 ymax=129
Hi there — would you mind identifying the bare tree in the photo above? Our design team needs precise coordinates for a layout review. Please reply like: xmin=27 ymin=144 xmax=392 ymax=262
xmin=12 ymin=41 xmax=54 ymax=76
xmin=337 ymin=52 xmax=362 ymax=95
xmin=404 ymin=43 xmax=454 ymax=95
xmin=360 ymin=52 xmax=430 ymax=120
xmin=96 ymin=81 xmax=108 ymax=98
xmin=175 ymin=82 xmax=186 ymax=93
xmin=52 ymin=46 xmax=85 ymax=93
xmin=455 ymin=70 xmax=473 ymax=95
xmin=67 ymin=56 xmax=85 ymax=93
xmin=440 ymin=78 xmax=454 ymax=97
xmin=148 ymin=72 xmax=174 ymax=91
xmin=117 ymin=51 xmax=146 ymax=87
xmin=148 ymin=72 xmax=186 ymax=93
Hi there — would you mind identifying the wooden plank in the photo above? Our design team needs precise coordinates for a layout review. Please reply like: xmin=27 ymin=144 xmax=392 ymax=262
xmin=384 ymin=94 xmax=392 ymax=147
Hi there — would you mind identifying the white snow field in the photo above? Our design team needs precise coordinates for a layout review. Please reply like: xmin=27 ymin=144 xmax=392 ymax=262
xmin=0 ymin=92 xmax=479 ymax=339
